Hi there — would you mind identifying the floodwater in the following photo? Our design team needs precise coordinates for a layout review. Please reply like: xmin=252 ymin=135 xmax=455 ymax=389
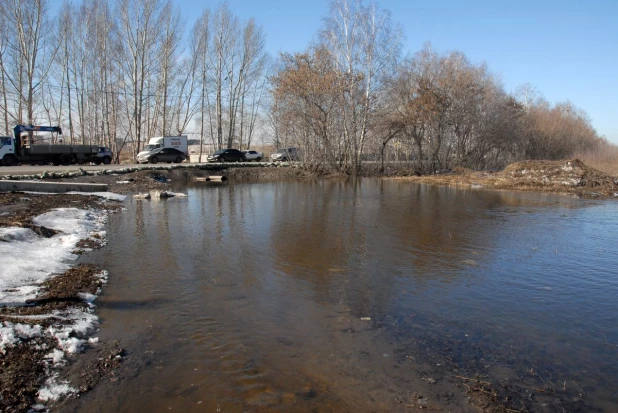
xmin=64 ymin=179 xmax=618 ymax=412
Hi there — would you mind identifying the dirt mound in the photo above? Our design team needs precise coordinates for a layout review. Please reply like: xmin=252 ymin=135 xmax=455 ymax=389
xmin=500 ymin=159 xmax=618 ymax=196
xmin=392 ymin=159 xmax=618 ymax=198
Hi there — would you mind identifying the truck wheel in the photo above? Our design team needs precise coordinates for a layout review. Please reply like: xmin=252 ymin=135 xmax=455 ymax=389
xmin=3 ymin=156 xmax=17 ymax=166
xmin=150 ymin=156 xmax=159 ymax=164
xmin=255 ymin=157 xmax=261 ymax=162
xmin=61 ymin=154 xmax=73 ymax=166
xmin=94 ymin=159 xmax=102 ymax=165
xmin=103 ymin=156 xmax=111 ymax=165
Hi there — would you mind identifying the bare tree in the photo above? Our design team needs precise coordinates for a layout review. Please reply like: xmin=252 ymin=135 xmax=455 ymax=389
xmin=117 ymin=0 xmax=169 ymax=156
xmin=1 ymin=0 xmax=57 ymax=129
xmin=152 ymin=2 xmax=182 ymax=136
xmin=0 ymin=7 xmax=11 ymax=134
xmin=210 ymin=3 xmax=238 ymax=149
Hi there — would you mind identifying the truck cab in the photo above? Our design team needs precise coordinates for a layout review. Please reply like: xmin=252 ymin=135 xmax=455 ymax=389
xmin=137 ymin=136 xmax=188 ymax=161
xmin=0 ymin=136 xmax=16 ymax=166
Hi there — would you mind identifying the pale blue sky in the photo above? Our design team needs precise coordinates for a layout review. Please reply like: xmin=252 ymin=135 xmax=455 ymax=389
xmin=51 ymin=0 xmax=618 ymax=143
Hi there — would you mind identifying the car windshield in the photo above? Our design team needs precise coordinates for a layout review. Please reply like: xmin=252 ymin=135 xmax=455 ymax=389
xmin=276 ymin=149 xmax=286 ymax=154
xmin=214 ymin=149 xmax=225 ymax=155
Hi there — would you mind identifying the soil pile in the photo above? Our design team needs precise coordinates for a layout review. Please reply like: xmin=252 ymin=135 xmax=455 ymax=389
xmin=501 ymin=159 xmax=618 ymax=196
xmin=397 ymin=159 xmax=618 ymax=198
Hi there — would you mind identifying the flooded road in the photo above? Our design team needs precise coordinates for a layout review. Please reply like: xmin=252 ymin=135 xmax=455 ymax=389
xmin=64 ymin=180 xmax=618 ymax=412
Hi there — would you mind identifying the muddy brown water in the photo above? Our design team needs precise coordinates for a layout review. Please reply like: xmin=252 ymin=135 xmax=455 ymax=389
xmin=63 ymin=179 xmax=618 ymax=412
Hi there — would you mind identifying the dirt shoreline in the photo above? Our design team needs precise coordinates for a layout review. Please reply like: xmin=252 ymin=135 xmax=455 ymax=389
xmin=0 ymin=160 xmax=616 ymax=412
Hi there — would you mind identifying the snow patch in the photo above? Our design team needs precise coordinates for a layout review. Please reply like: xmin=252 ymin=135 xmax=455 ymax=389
xmin=0 ymin=322 xmax=43 ymax=354
xmin=37 ymin=375 xmax=77 ymax=402
xmin=47 ymin=308 xmax=98 ymax=354
xmin=0 ymin=208 xmax=106 ymax=304
xmin=20 ymin=190 xmax=126 ymax=202
xmin=66 ymin=191 xmax=127 ymax=201
xmin=45 ymin=349 xmax=66 ymax=365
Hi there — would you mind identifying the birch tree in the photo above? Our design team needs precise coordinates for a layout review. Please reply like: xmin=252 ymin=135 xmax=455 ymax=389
xmin=117 ymin=0 xmax=169 ymax=156
xmin=1 ymin=0 xmax=56 ymax=129
xmin=320 ymin=0 xmax=402 ymax=172
xmin=191 ymin=9 xmax=211 ymax=161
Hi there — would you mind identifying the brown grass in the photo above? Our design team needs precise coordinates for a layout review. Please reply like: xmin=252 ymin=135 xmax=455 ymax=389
xmin=574 ymin=142 xmax=618 ymax=176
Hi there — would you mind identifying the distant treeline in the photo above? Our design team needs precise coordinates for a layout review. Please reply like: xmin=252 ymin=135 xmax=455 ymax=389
xmin=0 ymin=0 xmax=607 ymax=172
xmin=270 ymin=1 xmax=607 ymax=174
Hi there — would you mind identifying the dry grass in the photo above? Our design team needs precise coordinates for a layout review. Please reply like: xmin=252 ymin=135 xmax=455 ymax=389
xmin=574 ymin=142 xmax=618 ymax=176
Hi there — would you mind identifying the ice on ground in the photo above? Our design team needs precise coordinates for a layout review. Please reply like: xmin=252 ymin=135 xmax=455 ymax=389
xmin=0 ymin=208 xmax=106 ymax=304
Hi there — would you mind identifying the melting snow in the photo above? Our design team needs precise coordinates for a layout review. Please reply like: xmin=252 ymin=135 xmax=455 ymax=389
xmin=37 ymin=375 xmax=77 ymax=402
xmin=0 ymin=322 xmax=43 ymax=354
xmin=0 ymin=196 xmax=119 ymax=406
xmin=0 ymin=208 xmax=106 ymax=304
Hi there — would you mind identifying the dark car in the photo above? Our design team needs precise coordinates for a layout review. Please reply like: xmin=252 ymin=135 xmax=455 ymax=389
xmin=207 ymin=148 xmax=246 ymax=162
xmin=90 ymin=147 xmax=113 ymax=165
xmin=137 ymin=147 xmax=186 ymax=164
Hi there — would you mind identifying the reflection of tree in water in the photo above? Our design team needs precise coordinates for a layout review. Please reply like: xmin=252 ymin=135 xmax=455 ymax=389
xmin=269 ymin=180 xmax=402 ymax=318
xmin=268 ymin=179 xmax=577 ymax=322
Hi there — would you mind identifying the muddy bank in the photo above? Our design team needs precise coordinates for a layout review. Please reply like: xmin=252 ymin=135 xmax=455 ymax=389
xmin=0 ymin=264 xmax=123 ymax=412
xmin=391 ymin=159 xmax=618 ymax=199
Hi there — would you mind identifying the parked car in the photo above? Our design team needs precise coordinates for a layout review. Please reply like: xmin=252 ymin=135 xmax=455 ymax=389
xmin=136 ymin=147 xmax=186 ymax=164
xmin=207 ymin=148 xmax=246 ymax=162
xmin=270 ymin=147 xmax=299 ymax=162
xmin=242 ymin=150 xmax=264 ymax=162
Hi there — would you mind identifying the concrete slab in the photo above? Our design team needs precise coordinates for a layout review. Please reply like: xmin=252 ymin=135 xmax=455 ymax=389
xmin=0 ymin=180 xmax=108 ymax=193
